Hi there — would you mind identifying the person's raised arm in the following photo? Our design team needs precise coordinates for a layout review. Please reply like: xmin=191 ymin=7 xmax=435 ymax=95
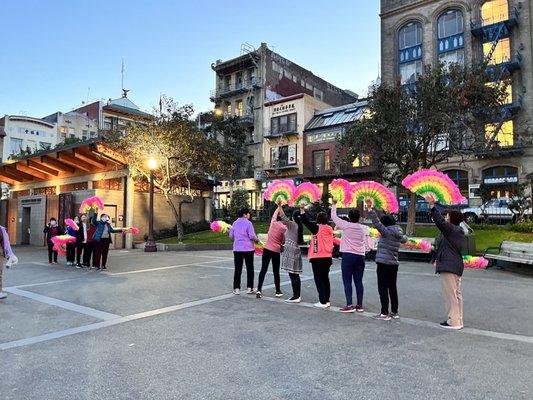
xmin=365 ymin=199 xmax=389 ymax=237
xmin=300 ymin=205 xmax=319 ymax=235
xmin=330 ymin=200 xmax=350 ymax=230
xmin=425 ymin=195 xmax=454 ymax=237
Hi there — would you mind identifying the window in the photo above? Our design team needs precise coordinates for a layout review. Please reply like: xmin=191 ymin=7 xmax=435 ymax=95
xmin=485 ymin=120 xmax=514 ymax=147
xmin=439 ymin=49 xmax=465 ymax=65
xmin=236 ymin=72 xmax=243 ymax=89
xmin=60 ymin=126 xmax=67 ymax=134
xmin=68 ymin=127 xmax=75 ymax=138
xmin=248 ymin=68 xmax=254 ymax=83
xmin=223 ymin=75 xmax=231 ymax=90
xmin=486 ymin=80 xmax=512 ymax=104
xmin=481 ymin=0 xmax=509 ymax=26
xmin=82 ymin=130 xmax=88 ymax=140
xmin=270 ymin=145 xmax=296 ymax=168
xmin=352 ymin=154 xmax=370 ymax=168
xmin=247 ymin=156 xmax=254 ymax=174
xmin=444 ymin=170 xmax=469 ymax=197
xmin=271 ymin=113 xmax=297 ymax=136
xmin=312 ymin=150 xmax=330 ymax=176
xmin=398 ymin=22 xmax=423 ymax=84
xmin=225 ymin=102 xmax=232 ymax=115
xmin=438 ymin=10 xmax=464 ymax=39
xmin=236 ymin=100 xmax=244 ymax=117
xmin=9 ymin=138 xmax=23 ymax=155
xmin=483 ymin=38 xmax=510 ymax=65
xmin=314 ymin=88 xmax=324 ymax=101
xmin=90 ymin=131 xmax=97 ymax=138
xmin=39 ymin=142 xmax=51 ymax=150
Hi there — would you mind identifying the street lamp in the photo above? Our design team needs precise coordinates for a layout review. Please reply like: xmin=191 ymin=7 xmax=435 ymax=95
xmin=145 ymin=157 xmax=158 ymax=252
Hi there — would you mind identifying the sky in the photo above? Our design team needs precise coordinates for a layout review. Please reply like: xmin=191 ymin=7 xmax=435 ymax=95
xmin=0 ymin=0 xmax=380 ymax=118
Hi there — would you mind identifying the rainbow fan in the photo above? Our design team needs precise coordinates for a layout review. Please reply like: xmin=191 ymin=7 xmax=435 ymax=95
xmin=351 ymin=181 xmax=399 ymax=213
xmin=51 ymin=234 xmax=76 ymax=256
xmin=254 ymin=241 xmax=265 ymax=256
xmin=402 ymin=169 xmax=465 ymax=205
xmin=263 ymin=180 xmax=296 ymax=205
xmin=123 ymin=227 xmax=140 ymax=234
xmin=330 ymin=179 xmax=353 ymax=207
xmin=210 ymin=220 xmax=231 ymax=234
xmin=64 ymin=218 xmax=79 ymax=231
xmin=463 ymin=255 xmax=489 ymax=269
xmin=293 ymin=182 xmax=321 ymax=205
xmin=402 ymin=238 xmax=432 ymax=252
xmin=79 ymin=196 xmax=105 ymax=214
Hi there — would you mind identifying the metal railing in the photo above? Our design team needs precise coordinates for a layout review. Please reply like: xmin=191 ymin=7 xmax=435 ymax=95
xmin=210 ymin=77 xmax=262 ymax=99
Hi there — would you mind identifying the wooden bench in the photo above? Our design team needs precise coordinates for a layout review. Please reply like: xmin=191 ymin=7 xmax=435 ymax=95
xmin=484 ymin=241 xmax=533 ymax=267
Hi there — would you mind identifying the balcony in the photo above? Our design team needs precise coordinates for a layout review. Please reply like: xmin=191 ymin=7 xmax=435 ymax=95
xmin=471 ymin=12 xmax=518 ymax=42
xmin=210 ymin=77 xmax=262 ymax=101
xmin=239 ymin=113 xmax=254 ymax=126
xmin=486 ymin=52 xmax=522 ymax=79
xmin=263 ymin=160 xmax=300 ymax=172
xmin=476 ymin=137 xmax=526 ymax=158
xmin=264 ymin=128 xmax=299 ymax=139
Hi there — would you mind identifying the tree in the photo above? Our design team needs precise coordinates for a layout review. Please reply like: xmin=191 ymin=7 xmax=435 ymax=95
xmin=208 ymin=115 xmax=248 ymax=196
xmin=106 ymin=97 xmax=221 ymax=242
xmin=340 ymin=63 xmax=510 ymax=234
xmin=228 ymin=188 xmax=250 ymax=220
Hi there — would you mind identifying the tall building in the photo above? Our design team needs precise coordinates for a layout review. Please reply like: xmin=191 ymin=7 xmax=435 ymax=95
xmin=0 ymin=115 xmax=58 ymax=162
xmin=210 ymin=42 xmax=358 ymax=210
xmin=380 ymin=0 xmax=533 ymax=203
xmin=43 ymin=111 xmax=99 ymax=142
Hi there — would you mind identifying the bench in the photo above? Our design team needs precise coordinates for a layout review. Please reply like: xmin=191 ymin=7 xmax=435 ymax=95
xmin=484 ymin=241 xmax=533 ymax=268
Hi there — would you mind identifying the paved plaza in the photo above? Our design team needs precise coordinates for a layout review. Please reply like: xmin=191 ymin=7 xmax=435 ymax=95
xmin=1 ymin=247 xmax=533 ymax=399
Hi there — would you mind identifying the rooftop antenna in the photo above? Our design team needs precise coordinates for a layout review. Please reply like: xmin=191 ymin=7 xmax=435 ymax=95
xmin=121 ymin=59 xmax=130 ymax=98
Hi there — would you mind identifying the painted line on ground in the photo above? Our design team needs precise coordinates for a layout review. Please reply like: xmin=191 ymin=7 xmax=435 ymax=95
xmin=4 ymin=287 xmax=121 ymax=321
xmin=7 ymin=278 xmax=83 ymax=289
xmin=103 ymin=259 xmax=231 ymax=276
xmin=253 ymin=295 xmax=533 ymax=345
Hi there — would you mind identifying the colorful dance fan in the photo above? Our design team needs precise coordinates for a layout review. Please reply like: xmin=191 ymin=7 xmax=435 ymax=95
xmin=401 ymin=238 xmax=432 ymax=252
xmin=51 ymin=234 xmax=76 ymax=256
xmin=65 ymin=218 xmax=79 ymax=231
xmin=368 ymin=227 xmax=381 ymax=238
xmin=79 ymin=196 xmax=105 ymax=214
xmin=330 ymin=179 xmax=353 ymax=207
xmin=463 ymin=255 xmax=489 ymax=269
xmin=263 ymin=180 xmax=296 ymax=205
xmin=293 ymin=182 xmax=321 ymax=206
xmin=351 ymin=181 xmax=399 ymax=213
xmin=210 ymin=220 xmax=231 ymax=234
xmin=123 ymin=226 xmax=140 ymax=234
xmin=401 ymin=169 xmax=465 ymax=205
xmin=254 ymin=241 xmax=265 ymax=256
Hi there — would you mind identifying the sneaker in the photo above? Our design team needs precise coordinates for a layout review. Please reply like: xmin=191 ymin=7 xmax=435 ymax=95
xmin=232 ymin=288 xmax=240 ymax=295
xmin=246 ymin=288 xmax=254 ymax=294
xmin=374 ymin=313 xmax=391 ymax=321
xmin=95 ymin=267 xmax=101 ymax=271
xmin=285 ymin=297 xmax=301 ymax=303
xmin=52 ymin=262 xmax=58 ymax=265
xmin=275 ymin=292 xmax=283 ymax=298
xmin=75 ymin=264 xmax=82 ymax=269
xmin=314 ymin=302 xmax=330 ymax=309
xmin=0 ymin=292 xmax=7 ymax=300
xmin=340 ymin=305 xmax=356 ymax=313
xmin=101 ymin=266 xmax=107 ymax=270
xmin=390 ymin=313 xmax=400 ymax=319
xmin=355 ymin=305 xmax=364 ymax=313
xmin=439 ymin=321 xmax=463 ymax=330
xmin=256 ymin=291 xmax=262 ymax=299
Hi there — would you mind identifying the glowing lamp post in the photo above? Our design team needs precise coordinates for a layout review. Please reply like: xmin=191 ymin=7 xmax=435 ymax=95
xmin=145 ymin=157 xmax=158 ymax=252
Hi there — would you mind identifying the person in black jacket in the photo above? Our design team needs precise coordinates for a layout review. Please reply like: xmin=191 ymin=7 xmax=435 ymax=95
xmin=426 ymin=194 xmax=465 ymax=330
xmin=75 ymin=214 xmax=89 ymax=268
xmin=43 ymin=218 xmax=64 ymax=264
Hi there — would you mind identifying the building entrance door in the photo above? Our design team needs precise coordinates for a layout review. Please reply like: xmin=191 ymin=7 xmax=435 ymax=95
xmin=21 ymin=207 xmax=31 ymax=245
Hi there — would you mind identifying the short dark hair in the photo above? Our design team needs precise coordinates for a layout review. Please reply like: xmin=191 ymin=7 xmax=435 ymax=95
xmin=380 ymin=215 xmax=396 ymax=227
xmin=292 ymin=210 xmax=302 ymax=224
xmin=446 ymin=210 xmax=465 ymax=226
xmin=49 ymin=217 xmax=56 ymax=222
xmin=316 ymin=212 xmax=328 ymax=225
xmin=100 ymin=213 xmax=108 ymax=219
xmin=238 ymin=208 xmax=250 ymax=218
xmin=348 ymin=209 xmax=360 ymax=223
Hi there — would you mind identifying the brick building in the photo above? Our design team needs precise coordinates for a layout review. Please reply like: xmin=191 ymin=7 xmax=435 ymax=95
xmin=380 ymin=0 xmax=533 ymax=204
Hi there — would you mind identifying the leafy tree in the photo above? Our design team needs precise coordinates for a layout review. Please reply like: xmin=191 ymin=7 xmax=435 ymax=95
xmin=340 ymin=63 xmax=510 ymax=234
xmin=106 ymin=97 xmax=220 ymax=242
xmin=208 ymin=114 xmax=248 ymax=196
xmin=228 ymin=188 xmax=250 ymax=220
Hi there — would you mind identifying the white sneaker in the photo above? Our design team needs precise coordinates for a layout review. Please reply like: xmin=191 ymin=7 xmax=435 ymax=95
xmin=285 ymin=297 xmax=301 ymax=303
xmin=0 ymin=292 xmax=7 ymax=300
xmin=313 ymin=302 xmax=329 ymax=309
xmin=275 ymin=292 xmax=283 ymax=298
xmin=232 ymin=289 xmax=240 ymax=295
xmin=246 ymin=288 xmax=254 ymax=294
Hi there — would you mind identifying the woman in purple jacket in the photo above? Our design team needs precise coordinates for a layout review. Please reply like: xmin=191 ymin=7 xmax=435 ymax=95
xmin=229 ymin=207 xmax=258 ymax=295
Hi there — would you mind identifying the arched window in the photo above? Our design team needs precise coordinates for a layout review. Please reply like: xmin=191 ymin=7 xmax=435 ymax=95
xmin=437 ymin=10 xmax=465 ymax=65
xmin=398 ymin=22 xmax=423 ymax=84
xmin=481 ymin=0 xmax=509 ymax=26
xmin=444 ymin=169 xmax=469 ymax=197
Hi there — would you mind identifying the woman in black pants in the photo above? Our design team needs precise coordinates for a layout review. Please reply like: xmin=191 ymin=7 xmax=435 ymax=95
xmin=43 ymin=218 xmax=64 ymax=264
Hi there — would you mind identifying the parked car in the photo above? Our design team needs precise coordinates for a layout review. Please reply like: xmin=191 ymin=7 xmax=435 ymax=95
xmin=398 ymin=200 xmax=467 ymax=223
xmin=462 ymin=197 xmax=532 ymax=224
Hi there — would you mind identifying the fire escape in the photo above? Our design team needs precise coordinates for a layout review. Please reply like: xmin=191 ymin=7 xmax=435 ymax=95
xmin=471 ymin=5 xmax=523 ymax=156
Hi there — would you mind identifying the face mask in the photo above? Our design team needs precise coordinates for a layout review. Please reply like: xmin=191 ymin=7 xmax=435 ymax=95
xmin=50 ymin=221 xmax=57 ymax=226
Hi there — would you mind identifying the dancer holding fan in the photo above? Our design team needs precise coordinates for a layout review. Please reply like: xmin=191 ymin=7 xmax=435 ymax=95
xmin=92 ymin=214 xmax=124 ymax=271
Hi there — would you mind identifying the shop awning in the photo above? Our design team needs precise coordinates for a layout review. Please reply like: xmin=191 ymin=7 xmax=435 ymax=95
xmin=0 ymin=140 xmax=127 ymax=186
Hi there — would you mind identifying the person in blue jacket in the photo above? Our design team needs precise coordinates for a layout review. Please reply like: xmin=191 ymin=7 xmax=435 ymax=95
xmin=65 ymin=216 xmax=79 ymax=266
xmin=92 ymin=214 xmax=123 ymax=270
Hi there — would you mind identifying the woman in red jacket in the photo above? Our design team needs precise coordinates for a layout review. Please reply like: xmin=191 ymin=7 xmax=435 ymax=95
xmin=300 ymin=204 xmax=338 ymax=309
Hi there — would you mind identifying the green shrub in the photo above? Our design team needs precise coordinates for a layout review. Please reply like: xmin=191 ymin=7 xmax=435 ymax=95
xmin=511 ymin=220 xmax=533 ymax=234
xmin=143 ymin=220 xmax=210 ymax=241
